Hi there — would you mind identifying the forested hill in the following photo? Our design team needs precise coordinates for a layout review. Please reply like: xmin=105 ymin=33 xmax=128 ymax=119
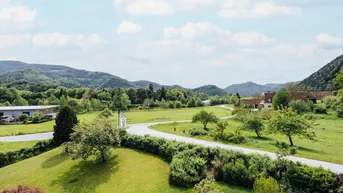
xmin=192 ymin=85 xmax=227 ymax=96
xmin=0 ymin=61 xmax=115 ymax=88
xmin=0 ymin=61 xmax=185 ymax=90
xmin=301 ymin=55 xmax=343 ymax=91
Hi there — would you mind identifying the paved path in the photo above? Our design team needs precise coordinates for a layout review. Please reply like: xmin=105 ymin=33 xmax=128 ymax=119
xmin=1 ymin=106 xmax=343 ymax=173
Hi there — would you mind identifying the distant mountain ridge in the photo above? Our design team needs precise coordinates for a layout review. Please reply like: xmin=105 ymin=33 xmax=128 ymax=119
xmin=300 ymin=55 xmax=343 ymax=91
xmin=224 ymin=82 xmax=288 ymax=97
xmin=0 ymin=61 xmax=186 ymax=90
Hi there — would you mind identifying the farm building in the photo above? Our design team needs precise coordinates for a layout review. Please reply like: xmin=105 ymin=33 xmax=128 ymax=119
xmin=0 ymin=105 xmax=59 ymax=119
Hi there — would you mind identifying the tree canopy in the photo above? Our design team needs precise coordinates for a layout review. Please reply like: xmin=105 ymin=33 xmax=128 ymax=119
xmin=192 ymin=110 xmax=219 ymax=131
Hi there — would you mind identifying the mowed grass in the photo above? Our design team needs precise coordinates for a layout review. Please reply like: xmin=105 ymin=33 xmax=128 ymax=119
xmin=0 ymin=107 xmax=231 ymax=137
xmin=151 ymin=113 xmax=343 ymax=164
xmin=0 ymin=148 xmax=250 ymax=193
xmin=0 ymin=141 xmax=38 ymax=153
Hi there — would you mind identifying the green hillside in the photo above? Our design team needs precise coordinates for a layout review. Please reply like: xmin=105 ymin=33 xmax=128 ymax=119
xmin=301 ymin=55 xmax=343 ymax=91
xmin=192 ymin=85 xmax=227 ymax=96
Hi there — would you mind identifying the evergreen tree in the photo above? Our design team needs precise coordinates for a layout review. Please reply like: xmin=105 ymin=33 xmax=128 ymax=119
xmin=161 ymin=87 xmax=167 ymax=100
xmin=53 ymin=106 xmax=79 ymax=145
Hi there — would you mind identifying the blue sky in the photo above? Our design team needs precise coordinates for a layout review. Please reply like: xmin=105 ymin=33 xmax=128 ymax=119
xmin=1 ymin=0 xmax=343 ymax=88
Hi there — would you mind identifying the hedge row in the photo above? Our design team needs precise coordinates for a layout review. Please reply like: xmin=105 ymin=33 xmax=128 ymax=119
xmin=0 ymin=139 xmax=57 ymax=168
xmin=120 ymin=133 xmax=343 ymax=193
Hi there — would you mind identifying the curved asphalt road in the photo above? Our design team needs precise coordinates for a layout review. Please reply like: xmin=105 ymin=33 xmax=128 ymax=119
xmin=1 ymin=105 xmax=343 ymax=173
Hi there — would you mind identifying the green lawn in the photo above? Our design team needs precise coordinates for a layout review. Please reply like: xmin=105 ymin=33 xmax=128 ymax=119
xmin=0 ymin=107 xmax=231 ymax=137
xmin=0 ymin=141 xmax=38 ymax=153
xmin=0 ymin=148 xmax=250 ymax=193
xmin=151 ymin=113 xmax=343 ymax=164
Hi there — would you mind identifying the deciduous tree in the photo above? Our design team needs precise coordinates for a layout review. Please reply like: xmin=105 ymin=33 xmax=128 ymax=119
xmin=63 ymin=120 xmax=121 ymax=163
xmin=269 ymin=108 xmax=315 ymax=146
xmin=192 ymin=110 xmax=219 ymax=131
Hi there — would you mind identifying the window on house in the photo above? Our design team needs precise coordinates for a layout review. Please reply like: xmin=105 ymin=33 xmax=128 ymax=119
xmin=268 ymin=105 xmax=272 ymax=108
xmin=23 ymin=112 xmax=30 ymax=116
xmin=0 ymin=112 xmax=3 ymax=117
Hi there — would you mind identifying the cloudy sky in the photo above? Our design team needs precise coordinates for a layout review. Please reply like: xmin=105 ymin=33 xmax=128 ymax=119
xmin=1 ymin=0 xmax=342 ymax=88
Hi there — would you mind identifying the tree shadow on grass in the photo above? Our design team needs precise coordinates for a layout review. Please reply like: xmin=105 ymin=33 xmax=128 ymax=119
xmin=248 ymin=136 xmax=273 ymax=141
xmin=297 ymin=146 xmax=324 ymax=154
xmin=41 ymin=154 xmax=69 ymax=169
xmin=51 ymin=155 xmax=119 ymax=193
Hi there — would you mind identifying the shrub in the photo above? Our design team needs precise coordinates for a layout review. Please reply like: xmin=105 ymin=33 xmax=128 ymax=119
xmin=175 ymin=101 xmax=182 ymax=108
xmin=18 ymin=114 xmax=28 ymax=122
xmin=313 ymin=105 xmax=327 ymax=114
xmin=337 ymin=105 xmax=343 ymax=118
xmin=168 ymin=101 xmax=175 ymax=109
xmin=1 ymin=184 xmax=43 ymax=193
xmin=218 ymin=159 xmax=253 ymax=188
xmin=285 ymin=165 xmax=337 ymax=193
xmin=289 ymin=100 xmax=310 ymax=114
xmin=0 ymin=139 xmax=56 ymax=168
xmin=53 ymin=106 xmax=78 ymax=145
xmin=189 ymin=128 xmax=208 ymax=136
xmin=169 ymin=151 xmax=207 ymax=187
xmin=194 ymin=178 xmax=218 ymax=193
xmin=323 ymin=96 xmax=339 ymax=109
xmin=98 ymin=108 xmax=113 ymax=119
xmin=31 ymin=112 xmax=43 ymax=123
xmin=254 ymin=177 xmax=284 ymax=193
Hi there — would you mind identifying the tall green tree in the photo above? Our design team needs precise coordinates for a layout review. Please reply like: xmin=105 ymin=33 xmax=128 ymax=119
xmin=269 ymin=108 xmax=315 ymax=146
xmin=111 ymin=88 xmax=131 ymax=126
xmin=63 ymin=120 xmax=121 ymax=163
xmin=12 ymin=95 xmax=28 ymax=106
xmin=53 ymin=106 xmax=79 ymax=145
xmin=192 ymin=110 xmax=219 ymax=131
xmin=160 ymin=87 xmax=167 ymax=100
xmin=272 ymin=88 xmax=290 ymax=110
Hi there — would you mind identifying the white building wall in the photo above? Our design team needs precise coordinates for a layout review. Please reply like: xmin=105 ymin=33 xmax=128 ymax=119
xmin=264 ymin=103 xmax=273 ymax=109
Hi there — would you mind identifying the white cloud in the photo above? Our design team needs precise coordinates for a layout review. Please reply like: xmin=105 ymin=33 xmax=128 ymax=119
xmin=0 ymin=34 xmax=31 ymax=49
xmin=114 ymin=0 xmax=218 ymax=15
xmin=32 ymin=33 xmax=105 ymax=49
xmin=0 ymin=0 xmax=36 ymax=31
xmin=219 ymin=0 xmax=301 ymax=18
xmin=163 ymin=22 xmax=274 ymax=46
xmin=144 ymin=39 xmax=215 ymax=54
xmin=117 ymin=20 xmax=142 ymax=34
xmin=164 ymin=22 xmax=230 ymax=39
xmin=316 ymin=34 xmax=343 ymax=49
xmin=232 ymin=32 xmax=274 ymax=46
xmin=272 ymin=44 xmax=319 ymax=56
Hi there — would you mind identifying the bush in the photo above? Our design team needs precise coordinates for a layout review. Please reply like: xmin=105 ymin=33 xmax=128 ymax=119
xmin=175 ymin=101 xmax=182 ymax=108
xmin=168 ymin=101 xmax=175 ymax=109
xmin=285 ymin=165 xmax=337 ymax=193
xmin=98 ymin=108 xmax=113 ymax=119
xmin=313 ymin=105 xmax=327 ymax=114
xmin=0 ymin=139 xmax=56 ymax=168
xmin=254 ymin=177 xmax=284 ymax=193
xmin=169 ymin=151 xmax=207 ymax=187
xmin=337 ymin=105 xmax=343 ymax=118
xmin=217 ymin=159 xmax=254 ymax=188
xmin=1 ymin=184 xmax=43 ymax=193
xmin=289 ymin=100 xmax=310 ymax=114
xmin=194 ymin=178 xmax=218 ymax=193
xmin=189 ymin=128 xmax=208 ymax=136
xmin=18 ymin=114 xmax=28 ymax=122
xmin=32 ymin=112 xmax=43 ymax=123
